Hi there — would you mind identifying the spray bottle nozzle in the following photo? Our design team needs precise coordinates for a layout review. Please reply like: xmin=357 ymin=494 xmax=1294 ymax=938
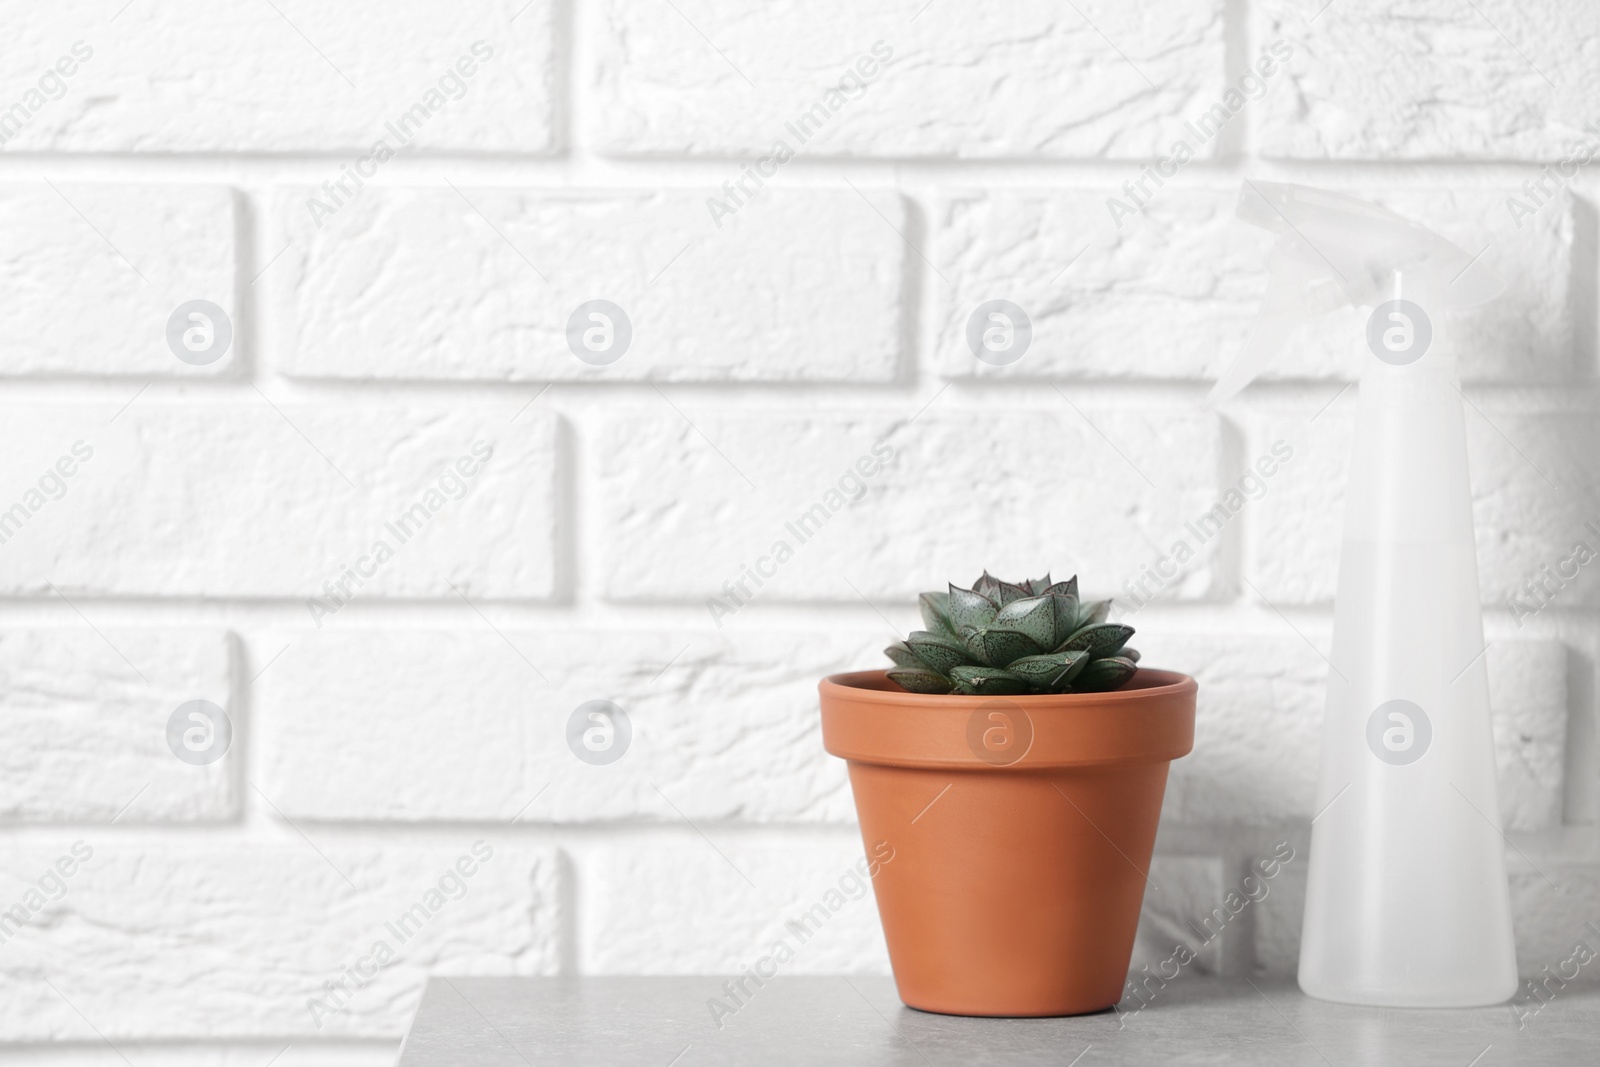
xmin=1207 ymin=182 xmax=1505 ymax=406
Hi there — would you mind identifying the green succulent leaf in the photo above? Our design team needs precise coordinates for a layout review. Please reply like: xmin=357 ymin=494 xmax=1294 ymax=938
xmin=1047 ymin=576 xmax=1079 ymax=600
xmin=919 ymin=591 xmax=956 ymax=637
xmin=957 ymin=625 xmax=987 ymax=662
xmin=884 ymin=642 xmax=920 ymax=668
xmin=992 ymin=595 xmax=1057 ymax=648
xmin=972 ymin=571 xmax=1004 ymax=605
xmin=991 ymin=579 xmax=1033 ymax=607
xmin=979 ymin=628 xmax=1045 ymax=667
xmin=888 ymin=668 xmax=955 ymax=694
xmin=1077 ymin=599 xmax=1111 ymax=630
xmin=1006 ymin=650 xmax=1089 ymax=687
xmin=948 ymin=665 xmax=1031 ymax=695
xmin=906 ymin=631 xmax=967 ymax=675
xmin=1059 ymin=622 xmax=1135 ymax=658
xmin=1073 ymin=656 xmax=1138 ymax=692
xmin=1049 ymin=593 xmax=1080 ymax=646
xmin=886 ymin=573 xmax=1137 ymax=696
xmin=1053 ymin=650 xmax=1094 ymax=690
xmin=947 ymin=584 xmax=998 ymax=632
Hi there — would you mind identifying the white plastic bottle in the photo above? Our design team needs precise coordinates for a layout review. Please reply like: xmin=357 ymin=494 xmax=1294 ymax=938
xmin=1212 ymin=183 xmax=1518 ymax=1006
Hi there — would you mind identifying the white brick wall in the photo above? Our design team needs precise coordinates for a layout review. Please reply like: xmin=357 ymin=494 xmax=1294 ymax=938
xmin=1255 ymin=0 xmax=1597 ymax=159
xmin=1 ymin=1 xmax=557 ymax=152
xmin=0 ymin=185 xmax=238 ymax=377
xmin=2 ymin=1 xmax=1598 ymax=1061
xmin=0 ymin=406 xmax=559 ymax=599
xmin=267 ymin=189 xmax=906 ymax=382
xmin=0 ymin=840 xmax=562 ymax=1039
xmin=932 ymin=188 xmax=1575 ymax=383
xmin=589 ymin=0 xmax=1227 ymax=157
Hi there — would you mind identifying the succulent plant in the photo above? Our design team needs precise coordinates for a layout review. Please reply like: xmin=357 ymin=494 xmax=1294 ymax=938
xmin=884 ymin=572 xmax=1139 ymax=696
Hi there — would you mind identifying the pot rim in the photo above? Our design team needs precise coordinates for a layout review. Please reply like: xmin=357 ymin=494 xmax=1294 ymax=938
xmin=820 ymin=667 xmax=1196 ymax=707
xmin=819 ymin=668 xmax=1197 ymax=769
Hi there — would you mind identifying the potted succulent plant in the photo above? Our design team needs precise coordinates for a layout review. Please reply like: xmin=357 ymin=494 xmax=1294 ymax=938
xmin=819 ymin=572 xmax=1196 ymax=1017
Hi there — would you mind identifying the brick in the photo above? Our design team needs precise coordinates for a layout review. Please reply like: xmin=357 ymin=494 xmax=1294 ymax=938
xmin=265 ymin=188 xmax=903 ymax=382
xmin=1252 ymin=855 xmax=1307 ymax=974
xmin=590 ymin=0 xmax=1225 ymax=157
xmin=257 ymin=627 xmax=879 ymax=822
xmin=1247 ymin=409 xmax=1600 ymax=606
xmin=932 ymin=188 xmax=1574 ymax=383
xmin=1244 ymin=408 xmax=1357 ymax=605
xmin=935 ymin=191 xmax=1261 ymax=383
xmin=1157 ymin=634 xmax=1325 ymax=826
xmin=0 ymin=840 xmax=562 ymax=1038
xmin=1492 ymin=642 xmax=1569 ymax=832
xmin=0 ymin=406 xmax=558 ymax=599
xmin=0 ymin=629 xmax=233 ymax=821
xmin=0 ymin=2 xmax=555 ymax=152
xmin=582 ymin=838 xmax=890 ymax=974
xmin=597 ymin=409 xmax=1228 ymax=602
xmin=1154 ymin=634 xmax=1568 ymax=829
xmin=1131 ymin=856 xmax=1229 ymax=977
xmin=0 ymin=185 xmax=236 ymax=376
xmin=1255 ymin=0 xmax=1598 ymax=159
xmin=1508 ymin=866 xmax=1600 ymax=990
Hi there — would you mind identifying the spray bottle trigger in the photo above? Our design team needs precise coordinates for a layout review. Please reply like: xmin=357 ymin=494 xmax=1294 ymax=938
xmin=1207 ymin=251 xmax=1344 ymax=407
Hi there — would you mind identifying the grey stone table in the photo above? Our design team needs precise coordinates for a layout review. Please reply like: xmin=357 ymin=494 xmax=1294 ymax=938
xmin=398 ymin=975 xmax=1595 ymax=1066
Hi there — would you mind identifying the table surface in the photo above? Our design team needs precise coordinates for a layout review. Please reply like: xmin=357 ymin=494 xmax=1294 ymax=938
xmin=397 ymin=974 xmax=1596 ymax=1066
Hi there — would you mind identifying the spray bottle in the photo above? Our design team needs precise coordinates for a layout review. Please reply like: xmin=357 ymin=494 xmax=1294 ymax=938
xmin=1210 ymin=182 xmax=1517 ymax=1006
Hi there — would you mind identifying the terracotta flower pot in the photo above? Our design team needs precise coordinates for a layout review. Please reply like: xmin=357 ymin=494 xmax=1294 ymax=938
xmin=819 ymin=667 xmax=1197 ymax=1017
